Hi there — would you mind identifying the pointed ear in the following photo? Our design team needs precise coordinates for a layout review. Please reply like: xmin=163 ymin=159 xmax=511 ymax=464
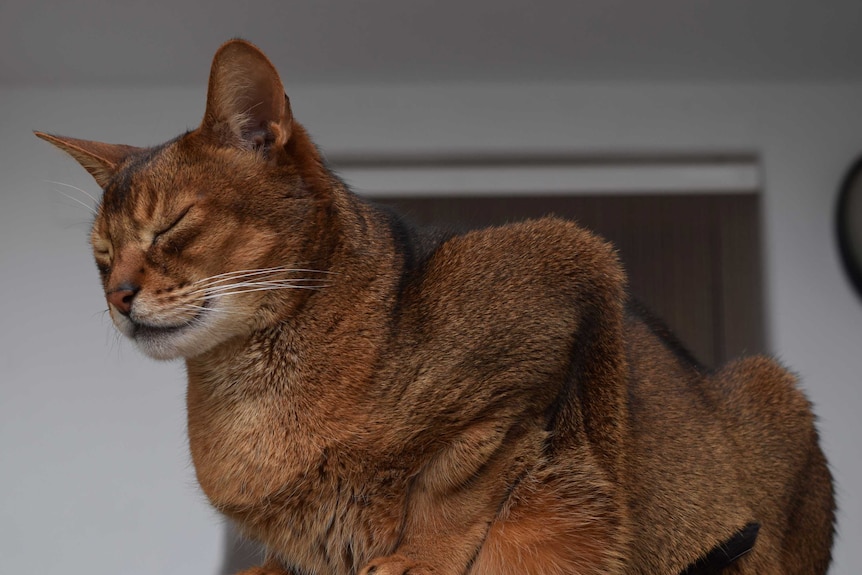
xmin=34 ymin=131 xmax=142 ymax=188
xmin=200 ymin=39 xmax=293 ymax=154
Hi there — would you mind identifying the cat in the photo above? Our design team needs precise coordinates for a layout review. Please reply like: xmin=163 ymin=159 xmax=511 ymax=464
xmin=36 ymin=39 xmax=834 ymax=575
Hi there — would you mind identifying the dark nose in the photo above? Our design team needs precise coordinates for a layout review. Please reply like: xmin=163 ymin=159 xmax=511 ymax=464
xmin=107 ymin=284 xmax=140 ymax=316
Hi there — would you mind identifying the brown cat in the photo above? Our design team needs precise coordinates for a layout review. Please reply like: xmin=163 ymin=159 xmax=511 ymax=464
xmin=36 ymin=39 xmax=834 ymax=575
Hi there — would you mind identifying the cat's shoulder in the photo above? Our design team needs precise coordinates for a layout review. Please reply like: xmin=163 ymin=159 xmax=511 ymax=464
xmin=395 ymin=215 xmax=624 ymax=316
xmin=433 ymin=215 xmax=620 ymax=278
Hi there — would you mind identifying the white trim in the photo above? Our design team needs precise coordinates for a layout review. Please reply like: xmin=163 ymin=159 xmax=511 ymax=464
xmin=338 ymin=161 xmax=761 ymax=197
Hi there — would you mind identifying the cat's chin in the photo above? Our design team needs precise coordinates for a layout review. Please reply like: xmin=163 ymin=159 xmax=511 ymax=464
xmin=113 ymin=311 xmax=235 ymax=361
xmin=133 ymin=325 xmax=204 ymax=360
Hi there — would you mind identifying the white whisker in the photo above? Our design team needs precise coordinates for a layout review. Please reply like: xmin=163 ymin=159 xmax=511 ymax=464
xmin=195 ymin=266 xmax=294 ymax=283
xmin=208 ymin=279 xmax=328 ymax=290
xmin=184 ymin=278 xmax=330 ymax=298
xmin=205 ymin=284 xmax=328 ymax=299
xmin=52 ymin=188 xmax=98 ymax=215
xmin=45 ymin=180 xmax=100 ymax=205
xmin=177 ymin=303 xmax=240 ymax=317
xmin=194 ymin=266 xmax=333 ymax=286
xmin=192 ymin=270 xmax=293 ymax=289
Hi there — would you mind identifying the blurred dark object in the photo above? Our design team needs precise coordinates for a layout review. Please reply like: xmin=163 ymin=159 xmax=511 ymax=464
xmin=836 ymin=155 xmax=862 ymax=302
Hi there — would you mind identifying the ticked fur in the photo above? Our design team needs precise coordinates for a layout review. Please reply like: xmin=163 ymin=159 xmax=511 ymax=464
xmin=37 ymin=39 xmax=834 ymax=575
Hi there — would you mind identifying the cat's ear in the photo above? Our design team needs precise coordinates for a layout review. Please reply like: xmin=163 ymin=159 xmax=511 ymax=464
xmin=200 ymin=39 xmax=293 ymax=154
xmin=34 ymin=132 xmax=141 ymax=188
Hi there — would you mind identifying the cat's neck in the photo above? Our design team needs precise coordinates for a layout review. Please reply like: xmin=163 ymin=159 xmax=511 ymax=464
xmin=184 ymin=186 xmax=402 ymax=409
xmin=183 ymin=191 xmax=403 ymax=519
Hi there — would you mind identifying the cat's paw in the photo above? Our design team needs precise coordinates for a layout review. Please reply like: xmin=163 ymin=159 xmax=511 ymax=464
xmin=359 ymin=553 xmax=435 ymax=575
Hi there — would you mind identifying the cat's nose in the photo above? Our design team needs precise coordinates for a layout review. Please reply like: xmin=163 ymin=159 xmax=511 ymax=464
xmin=107 ymin=284 xmax=140 ymax=316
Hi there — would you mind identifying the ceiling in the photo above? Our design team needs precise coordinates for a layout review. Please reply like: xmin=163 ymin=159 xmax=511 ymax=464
xmin=3 ymin=0 xmax=862 ymax=87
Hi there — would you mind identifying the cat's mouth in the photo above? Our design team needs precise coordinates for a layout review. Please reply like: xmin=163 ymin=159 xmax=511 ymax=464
xmin=113 ymin=296 xmax=239 ymax=360
xmin=131 ymin=318 xmax=196 ymax=339
xmin=124 ymin=296 xmax=211 ymax=338
xmin=123 ymin=300 xmax=209 ymax=349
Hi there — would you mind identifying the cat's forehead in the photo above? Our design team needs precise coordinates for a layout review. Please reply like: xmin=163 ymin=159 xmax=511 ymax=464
xmin=94 ymin=140 xmax=191 ymax=236
xmin=102 ymin=146 xmax=159 ymax=203
xmin=100 ymin=139 xmax=191 ymax=214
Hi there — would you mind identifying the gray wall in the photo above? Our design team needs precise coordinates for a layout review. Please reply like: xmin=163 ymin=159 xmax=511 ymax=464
xmin=2 ymin=81 xmax=860 ymax=574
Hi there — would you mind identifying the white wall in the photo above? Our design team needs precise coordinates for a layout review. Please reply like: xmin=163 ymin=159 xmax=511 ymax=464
xmin=2 ymin=82 xmax=860 ymax=574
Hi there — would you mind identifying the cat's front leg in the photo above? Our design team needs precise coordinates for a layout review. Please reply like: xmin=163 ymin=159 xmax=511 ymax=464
xmin=353 ymin=422 xmax=543 ymax=575
xmin=358 ymin=553 xmax=435 ymax=575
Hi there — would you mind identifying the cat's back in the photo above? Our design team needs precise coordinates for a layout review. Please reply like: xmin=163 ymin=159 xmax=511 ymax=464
xmin=623 ymin=307 xmax=822 ymax=474
xmin=622 ymin=310 xmax=834 ymax=573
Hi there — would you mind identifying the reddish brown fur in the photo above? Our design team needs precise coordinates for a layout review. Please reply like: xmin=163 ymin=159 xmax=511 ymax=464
xmin=36 ymin=40 xmax=834 ymax=575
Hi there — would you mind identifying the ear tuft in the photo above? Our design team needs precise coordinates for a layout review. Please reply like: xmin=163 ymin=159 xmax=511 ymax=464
xmin=201 ymin=39 xmax=292 ymax=154
xmin=34 ymin=131 xmax=142 ymax=188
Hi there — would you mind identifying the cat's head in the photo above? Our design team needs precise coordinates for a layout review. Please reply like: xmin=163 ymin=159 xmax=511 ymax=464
xmin=36 ymin=40 xmax=334 ymax=360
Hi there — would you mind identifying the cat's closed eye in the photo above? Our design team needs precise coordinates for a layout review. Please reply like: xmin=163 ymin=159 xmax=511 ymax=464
xmin=152 ymin=205 xmax=192 ymax=247
xmin=92 ymin=239 xmax=112 ymax=270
